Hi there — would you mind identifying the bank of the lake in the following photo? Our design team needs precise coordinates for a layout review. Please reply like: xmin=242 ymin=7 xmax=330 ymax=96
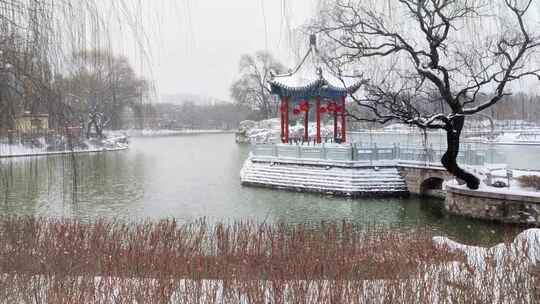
xmin=0 ymin=133 xmax=535 ymax=244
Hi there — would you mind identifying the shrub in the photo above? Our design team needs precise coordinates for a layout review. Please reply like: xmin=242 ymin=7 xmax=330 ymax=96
xmin=517 ymin=175 xmax=540 ymax=190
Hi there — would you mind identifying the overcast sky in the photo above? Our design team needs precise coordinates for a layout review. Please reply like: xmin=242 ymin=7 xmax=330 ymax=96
xmin=115 ymin=0 xmax=318 ymax=102
xmin=111 ymin=0 xmax=540 ymax=102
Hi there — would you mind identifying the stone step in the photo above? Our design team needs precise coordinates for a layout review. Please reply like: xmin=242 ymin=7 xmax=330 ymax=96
xmin=242 ymin=172 xmax=405 ymax=185
xmin=242 ymin=179 xmax=406 ymax=191
xmin=243 ymin=178 xmax=408 ymax=193
xmin=246 ymin=164 xmax=401 ymax=178
xmin=241 ymin=159 xmax=408 ymax=196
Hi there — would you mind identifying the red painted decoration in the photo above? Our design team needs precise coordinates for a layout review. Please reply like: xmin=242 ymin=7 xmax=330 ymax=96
xmin=293 ymin=108 xmax=301 ymax=115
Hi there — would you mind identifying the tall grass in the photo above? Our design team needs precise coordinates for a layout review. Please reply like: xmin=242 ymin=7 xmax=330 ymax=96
xmin=0 ymin=217 xmax=537 ymax=303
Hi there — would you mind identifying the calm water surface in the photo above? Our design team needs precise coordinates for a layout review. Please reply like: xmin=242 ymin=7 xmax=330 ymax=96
xmin=0 ymin=133 xmax=537 ymax=244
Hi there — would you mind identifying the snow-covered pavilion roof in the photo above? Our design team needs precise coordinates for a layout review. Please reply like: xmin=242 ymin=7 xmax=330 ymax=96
xmin=269 ymin=34 xmax=365 ymax=100
xmin=269 ymin=73 xmax=363 ymax=100
xmin=268 ymin=48 xmax=364 ymax=100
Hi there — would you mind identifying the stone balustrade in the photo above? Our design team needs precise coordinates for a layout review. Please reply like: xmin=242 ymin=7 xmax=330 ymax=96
xmin=251 ymin=143 xmax=486 ymax=166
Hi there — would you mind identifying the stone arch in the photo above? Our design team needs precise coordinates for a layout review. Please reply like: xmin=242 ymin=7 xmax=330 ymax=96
xmin=420 ymin=177 xmax=445 ymax=197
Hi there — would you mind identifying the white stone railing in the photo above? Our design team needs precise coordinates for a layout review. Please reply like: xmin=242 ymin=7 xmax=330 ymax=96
xmin=251 ymin=143 xmax=486 ymax=166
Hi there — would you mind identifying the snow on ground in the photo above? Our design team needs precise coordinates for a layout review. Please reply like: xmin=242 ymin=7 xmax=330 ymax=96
xmin=464 ymin=131 xmax=540 ymax=145
xmin=448 ymin=179 xmax=540 ymax=198
xmin=426 ymin=229 xmax=540 ymax=303
xmin=446 ymin=165 xmax=540 ymax=197
xmin=0 ymin=136 xmax=128 ymax=158
xmin=434 ymin=229 xmax=540 ymax=271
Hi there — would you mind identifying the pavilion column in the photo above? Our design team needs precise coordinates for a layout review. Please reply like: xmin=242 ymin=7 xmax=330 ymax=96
xmin=304 ymin=101 xmax=309 ymax=142
xmin=280 ymin=96 xmax=285 ymax=143
xmin=333 ymin=100 xmax=338 ymax=142
xmin=341 ymin=95 xmax=346 ymax=143
xmin=316 ymin=97 xmax=321 ymax=144
xmin=284 ymin=97 xmax=289 ymax=143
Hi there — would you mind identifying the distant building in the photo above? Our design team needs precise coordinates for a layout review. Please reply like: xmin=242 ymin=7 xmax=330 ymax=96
xmin=14 ymin=112 xmax=49 ymax=134
xmin=65 ymin=125 xmax=82 ymax=139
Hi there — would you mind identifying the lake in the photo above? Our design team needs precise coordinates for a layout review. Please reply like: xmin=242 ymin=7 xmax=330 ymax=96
xmin=1 ymin=133 xmax=538 ymax=244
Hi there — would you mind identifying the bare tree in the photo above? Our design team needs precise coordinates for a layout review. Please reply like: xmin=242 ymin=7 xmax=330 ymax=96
xmin=230 ymin=51 xmax=286 ymax=119
xmin=62 ymin=50 xmax=149 ymax=136
xmin=313 ymin=0 xmax=540 ymax=189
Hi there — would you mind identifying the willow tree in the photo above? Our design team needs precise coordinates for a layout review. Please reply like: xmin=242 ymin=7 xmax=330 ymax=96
xmin=0 ymin=1 xmax=152 ymax=133
xmin=230 ymin=51 xmax=286 ymax=119
xmin=0 ymin=0 xmax=156 ymax=203
xmin=313 ymin=0 xmax=540 ymax=189
xmin=61 ymin=50 xmax=149 ymax=135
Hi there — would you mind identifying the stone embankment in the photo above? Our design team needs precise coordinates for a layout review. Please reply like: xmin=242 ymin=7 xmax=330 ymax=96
xmin=446 ymin=182 xmax=540 ymax=225
xmin=242 ymin=153 xmax=540 ymax=226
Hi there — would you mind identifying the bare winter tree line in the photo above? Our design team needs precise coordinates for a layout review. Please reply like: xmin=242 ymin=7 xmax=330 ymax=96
xmin=349 ymin=92 xmax=540 ymax=126
xmin=149 ymin=101 xmax=257 ymax=131
xmin=311 ymin=0 xmax=540 ymax=189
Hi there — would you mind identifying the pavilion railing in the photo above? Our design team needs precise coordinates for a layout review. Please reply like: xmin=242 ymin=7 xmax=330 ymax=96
xmin=251 ymin=143 xmax=487 ymax=166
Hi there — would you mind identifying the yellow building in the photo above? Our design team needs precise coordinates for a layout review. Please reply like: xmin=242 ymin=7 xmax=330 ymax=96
xmin=14 ymin=112 xmax=49 ymax=134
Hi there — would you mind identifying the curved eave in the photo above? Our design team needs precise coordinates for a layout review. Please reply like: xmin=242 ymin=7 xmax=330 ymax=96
xmin=270 ymin=78 xmax=363 ymax=100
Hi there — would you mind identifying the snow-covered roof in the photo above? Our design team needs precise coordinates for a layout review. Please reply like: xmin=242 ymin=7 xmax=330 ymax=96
xmin=268 ymin=35 xmax=364 ymax=100
xmin=269 ymin=74 xmax=363 ymax=100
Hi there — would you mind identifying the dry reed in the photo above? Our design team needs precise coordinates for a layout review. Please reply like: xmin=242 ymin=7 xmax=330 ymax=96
xmin=0 ymin=217 xmax=537 ymax=303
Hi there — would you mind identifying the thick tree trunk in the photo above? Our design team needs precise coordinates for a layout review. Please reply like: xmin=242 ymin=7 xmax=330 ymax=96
xmin=441 ymin=115 xmax=480 ymax=190
xmin=86 ymin=121 xmax=92 ymax=139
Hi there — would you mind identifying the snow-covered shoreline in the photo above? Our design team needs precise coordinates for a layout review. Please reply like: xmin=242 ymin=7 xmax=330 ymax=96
xmin=109 ymin=129 xmax=233 ymax=138
xmin=0 ymin=145 xmax=128 ymax=159
xmin=0 ymin=136 xmax=129 ymax=159
xmin=0 ymin=129 xmax=235 ymax=159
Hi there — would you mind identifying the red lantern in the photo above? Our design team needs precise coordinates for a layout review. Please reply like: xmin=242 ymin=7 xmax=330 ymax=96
xmin=335 ymin=106 xmax=343 ymax=113
xmin=293 ymin=108 xmax=301 ymax=115
xmin=320 ymin=107 xmax=327 ymax=114
xmin=297 ymin=100 xmax=308 ymax=112
xmin=327 ymin=102 xmax=336 ymax=112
